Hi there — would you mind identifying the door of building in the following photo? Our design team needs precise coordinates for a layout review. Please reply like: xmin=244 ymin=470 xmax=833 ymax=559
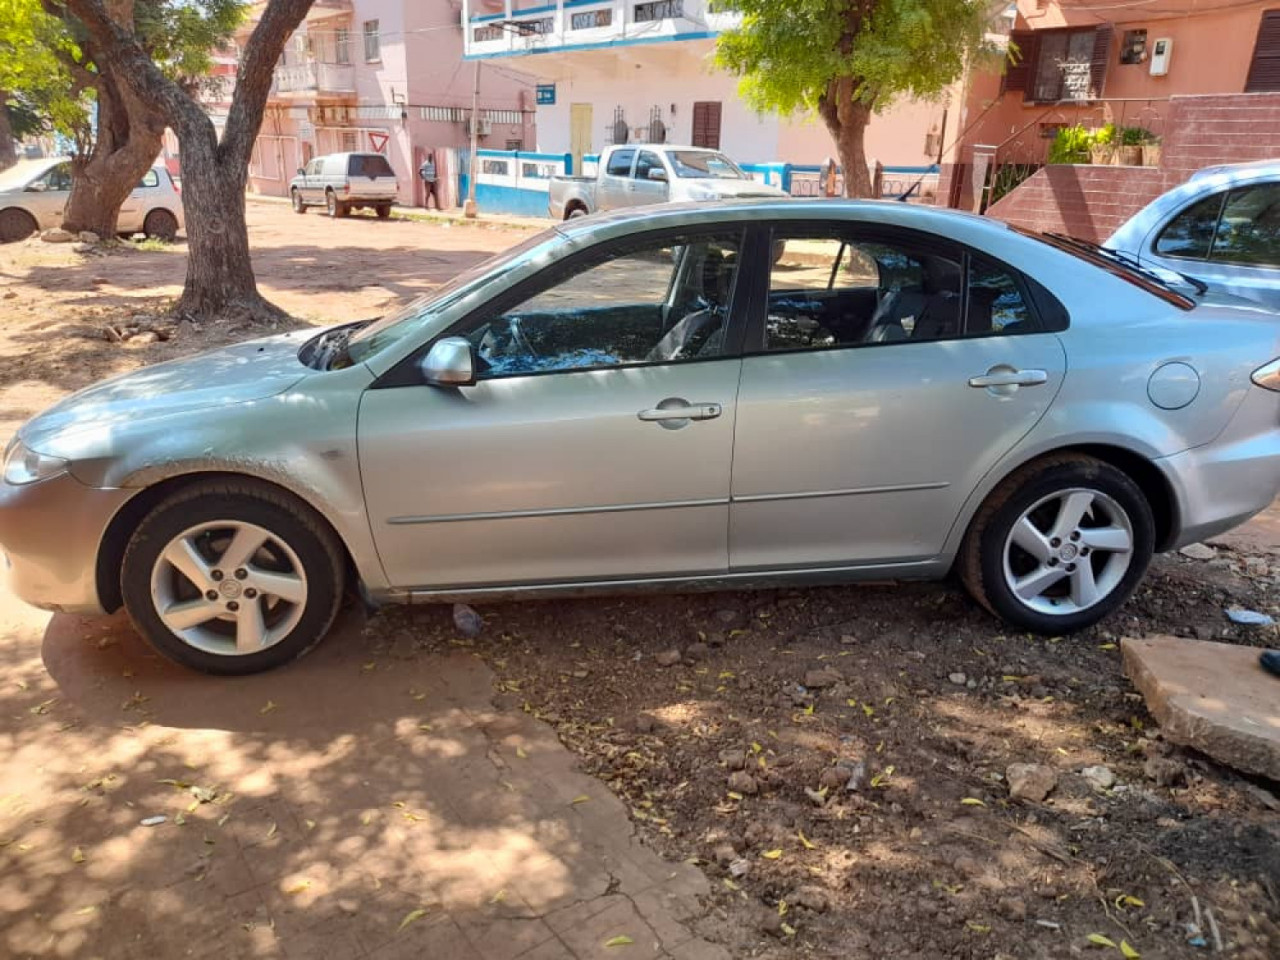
xmin=570 ymin=103 xmax=593 ymax=172
xmin=691 ymin=101 xmax=722 ymax=150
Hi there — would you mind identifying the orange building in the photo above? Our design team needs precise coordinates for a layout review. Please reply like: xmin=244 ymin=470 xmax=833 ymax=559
xmin=941 ymin=0 xmax=1280 ymax=238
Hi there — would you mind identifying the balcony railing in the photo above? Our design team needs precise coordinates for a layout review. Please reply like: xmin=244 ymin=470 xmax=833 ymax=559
xmin=273 ymin=61 xmax=356 ymax=95
xmin=463 ymin=0 xmax=740 ymax=58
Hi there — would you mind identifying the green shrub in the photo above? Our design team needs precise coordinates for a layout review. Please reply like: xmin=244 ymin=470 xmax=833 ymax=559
xmin=1119 ymin=125 xmax=1155 ymax=146
xmin=1048 ymin=124 xmax=1092 ymax=164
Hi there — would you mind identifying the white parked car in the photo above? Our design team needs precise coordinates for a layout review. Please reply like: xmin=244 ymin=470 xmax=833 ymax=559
xmin=0 ymin=158 xmax=184 ymax=243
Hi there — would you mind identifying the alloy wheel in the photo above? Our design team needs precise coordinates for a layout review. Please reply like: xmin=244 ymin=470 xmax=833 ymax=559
xmin=149 ymin=520 xmax=308 ymax=656
xmin=1000 ymin=487 xmax=1134 ymax=616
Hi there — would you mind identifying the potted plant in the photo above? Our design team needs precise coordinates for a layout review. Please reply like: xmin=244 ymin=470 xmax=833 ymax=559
xmin=1049 ymin=124 xmax=1093 ymax=165
xmin=1141 ymin=135 xmax=1162 ymax=167
xmin=1118 ymin=126 xmax=1151 ymax=165
xmin=1088 ymin=124 xmax=1116 ymax=165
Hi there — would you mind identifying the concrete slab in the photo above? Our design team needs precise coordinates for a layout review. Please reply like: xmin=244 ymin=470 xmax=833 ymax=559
xmin=1122 ymin=634 xmax=1280 ymax=781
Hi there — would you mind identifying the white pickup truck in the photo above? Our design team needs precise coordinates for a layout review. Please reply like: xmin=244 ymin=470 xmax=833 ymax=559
xmin=547 ymin=144 xmax=787 ymax=220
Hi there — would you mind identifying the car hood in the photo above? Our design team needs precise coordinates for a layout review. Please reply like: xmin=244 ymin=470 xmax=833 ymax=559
xmin=19 ymin=329 xmax=316 ymax=454
xmin=691 ymin=180 xmax=789 ymax=198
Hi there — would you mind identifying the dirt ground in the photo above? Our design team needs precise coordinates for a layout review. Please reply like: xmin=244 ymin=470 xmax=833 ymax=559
xmin=1 ymin=203 xmax=1278 ymax=960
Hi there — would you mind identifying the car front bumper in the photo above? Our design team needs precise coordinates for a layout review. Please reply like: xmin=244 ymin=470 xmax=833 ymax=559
xmin=1157 ymin=386 xmax=1280 ymax=549
xmin=0 ymin=472 xmax=134 ymax=615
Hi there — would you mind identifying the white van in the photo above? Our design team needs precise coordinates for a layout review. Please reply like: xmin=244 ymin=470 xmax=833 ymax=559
xmin=289 ymin=152 xmax=400 ymax=219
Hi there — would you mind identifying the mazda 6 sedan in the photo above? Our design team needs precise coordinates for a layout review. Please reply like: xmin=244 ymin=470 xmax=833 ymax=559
xmin=3 ymin=201 xmax=1279 ymax=674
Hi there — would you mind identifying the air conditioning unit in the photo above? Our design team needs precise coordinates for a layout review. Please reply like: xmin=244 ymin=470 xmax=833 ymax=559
xmin=466 ymin=118 xmax=492 ymax=137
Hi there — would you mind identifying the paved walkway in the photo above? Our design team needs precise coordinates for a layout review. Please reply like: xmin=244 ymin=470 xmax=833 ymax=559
xmin=0 ymin=595 xmax=727 ymax=960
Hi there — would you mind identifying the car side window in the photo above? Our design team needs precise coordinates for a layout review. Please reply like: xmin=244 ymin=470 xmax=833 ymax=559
xmin=1208 ymin=182 xmax=1280 ymax=267
xmin=459 ymin=231 xmax=743 ymax=378
xmin=634 ymin=151 xmax=663 ymax=181
xmin=35 ymin=163 xmax=73 ymax=192
xmin=605 ymin=149 xmax=635 ymax=177
xmin=765 ymin=232 xmax=962 ymax=351
xmin=138 ymin=169 xmax=160 ymax=189
xmin=1155 ymin=192 xmax=1225 ymax=260
xmin=967 ymin=259 xmax=1037 ymax=335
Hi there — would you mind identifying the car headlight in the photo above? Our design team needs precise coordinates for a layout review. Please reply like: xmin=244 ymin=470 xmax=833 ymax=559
xmin=3 ymin=440 xmax=68 ymax=485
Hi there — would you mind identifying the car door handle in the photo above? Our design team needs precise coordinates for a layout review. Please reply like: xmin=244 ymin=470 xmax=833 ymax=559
xmin=968 ymin=368 xmax=1048 ymax=388
xmin=638 ymin=402 xmax=722 ymax=422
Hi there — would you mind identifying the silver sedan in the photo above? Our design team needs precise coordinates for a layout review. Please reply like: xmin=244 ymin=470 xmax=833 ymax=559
xmin=2 ymin=201 xmax=1278 ymax=673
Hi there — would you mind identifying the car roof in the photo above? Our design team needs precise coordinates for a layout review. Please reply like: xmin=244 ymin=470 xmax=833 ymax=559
xmin=554 ymin=198 xmax=1009 ymax=245
xmin=1188 ymin=158 xmax=1280 ymax=181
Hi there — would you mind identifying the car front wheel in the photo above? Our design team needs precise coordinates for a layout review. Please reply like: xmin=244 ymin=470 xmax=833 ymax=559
xmin=959 ymin=454 xmax=1154 ymax=634
xmin=121 ymin=479 xmax=345 ymax=675
xmin=292 ymin=189 xmax=306 ymax=214
xmin=143 ymin=209 xmax=179 ymax=241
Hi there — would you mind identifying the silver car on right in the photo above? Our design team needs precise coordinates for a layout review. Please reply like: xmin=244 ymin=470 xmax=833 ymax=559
xmin=1107 ymin=159 xmax=1280 ymax=309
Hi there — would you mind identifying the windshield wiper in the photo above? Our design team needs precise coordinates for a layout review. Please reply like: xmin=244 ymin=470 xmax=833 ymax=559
xmin=1046 ymin=232 xmax=1209 ymax=296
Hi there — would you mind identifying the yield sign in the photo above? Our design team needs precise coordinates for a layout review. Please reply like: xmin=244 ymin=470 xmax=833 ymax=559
xmin=368 ymin=132 xmax=390 ymax=154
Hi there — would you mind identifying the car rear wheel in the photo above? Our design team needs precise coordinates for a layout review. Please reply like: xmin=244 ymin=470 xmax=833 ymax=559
xmin=376 ymin=203 xmax=391 ymax=219
xmin=326 ymin=191 xmax=347 ymax=218
xmin=959 ymin=454 xmax=1154 ymax=634
xmin=143 ymin=209 xmax=179 ymax=241
xmin=291 ymin=189 xmax=306 ymax=214
xmin=0 ymin=208 xmax=38 ymax=243
xmin=121 ymin=479 xmax=345 ymax=675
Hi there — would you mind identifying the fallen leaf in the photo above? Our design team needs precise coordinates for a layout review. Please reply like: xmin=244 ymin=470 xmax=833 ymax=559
xmin=780 ymin=922 xmax=796 ymax=937
xmin=1115 ymin=895 xmax=1145 ymax=910
xmin=72 ymin=847 xmax=85 ymax=863
xmin=570 ymin=795 xmax=591 ymax=805
xmin=305 ymin=819 xmax=316 ymax=831
xmin=361 ymin=812 xmax=373 ymax=825
xmin=266 ymin=822 xmax=278 ymax=840
xmin=490 ymin=889 xmax=507 ymax=904
xmin=722 ymin=878 xmax=739 ymax=891
xmin=259 ymin=700 xmax=277 ymax=715
xmin=1120 ymin=941 xmax=1140 ymax=959
xmin=966 ymin=921 xmax=991 ymax=933
xmin=285 ymin=880 xmax=310 ymax=895
xmin=960 ymin=798 xmax=986 ymax=807
xmin=515 ymin=746 xmax=528 ymax=759
xmin=798 ymin=830 xmax=816 ymax=850
xmin=604 ymin=935 xmax=634 ymax=947
xmin=761 ymin=849 xmax=783 ymax=860
xmin=1086 ymin=934 xmax=1118 ymax=948
xmin=75 ymin=905 xmax=97 ymax=916
xmin=727 ymin=791 xmax=744 ymax=801
xmin=777 ymin=900 xmax=788 ymax=916
xmin=1099 ymin=643 xmax=1118 ymax=650
xmin=398 ymin=907 xmax=429 ymax=932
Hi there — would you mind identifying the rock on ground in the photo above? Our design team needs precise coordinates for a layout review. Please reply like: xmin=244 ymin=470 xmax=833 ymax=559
xmin=1081 ymin=765 xmax=1116 ymax=790
xmin=1006 ymin=763 xmax=1058 ymax=802
xmin=41 ymin=228 xmax=73 ymax=243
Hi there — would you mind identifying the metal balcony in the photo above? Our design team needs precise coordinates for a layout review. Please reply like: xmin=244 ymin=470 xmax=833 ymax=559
xmin=273 ymin=61 xmax=357 ymax=96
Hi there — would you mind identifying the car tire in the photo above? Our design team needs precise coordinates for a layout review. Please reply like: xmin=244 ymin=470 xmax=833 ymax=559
xmin=376 ymin=203 xmax=391 ymax=219
xmin=291 ymin=189 xmax=306 ymax=214
xmin=0 ymin=207 xmax=39 ymax=243
xmin=143 ymin=209 xmax=179 ymax=241
xmin=326 ymin=191 xmax=347 ymax=218
xmin=567 ymin=208 xmax=587 ymax=220
xmin=959 ymin=454 xmax=1154 ymax=635
xmin=121 ymin=479 xmax=346 ymax=675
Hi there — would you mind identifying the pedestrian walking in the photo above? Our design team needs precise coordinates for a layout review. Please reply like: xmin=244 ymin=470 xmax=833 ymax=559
xmin=418 ymin=150 xmax=441 ymax=210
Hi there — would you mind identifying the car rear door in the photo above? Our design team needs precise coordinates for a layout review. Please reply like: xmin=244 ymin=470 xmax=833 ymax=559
xmin=597 ymin=148 xmax=636 ymax=211
xmin=118 ymin=168 xmax=158 ymax=232
xmin=23 ymin=162 xmax=72 ymax=229
xmin=357 ymin=226 xmax=751 ymax=590
xmin=728 ymin=223 xmax=1067 ymax=571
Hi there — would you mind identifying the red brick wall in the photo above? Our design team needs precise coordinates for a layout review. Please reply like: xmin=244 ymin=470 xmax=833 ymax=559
xmin=977 ymin=93 xmax=1280 ymax=243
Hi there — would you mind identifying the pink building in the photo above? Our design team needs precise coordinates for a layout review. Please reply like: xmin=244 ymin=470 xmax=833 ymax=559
xmin=224 ymin=0 xmax=536 ymax=204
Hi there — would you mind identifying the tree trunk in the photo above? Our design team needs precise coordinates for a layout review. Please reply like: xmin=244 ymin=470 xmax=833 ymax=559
xmin=0 ymin=95 xmax=16 ymax=172
xmin=817 ymin=77 xmax=874 ymax=199
xmin=61 ymin=72 xmax=165 ymax=237
xmin=172 ymin=132 xmax=282 ymax=321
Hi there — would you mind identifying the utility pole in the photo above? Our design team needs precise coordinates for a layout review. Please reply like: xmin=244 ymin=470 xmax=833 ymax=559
xmin=464 ymin=60 xmax=480 ymax=218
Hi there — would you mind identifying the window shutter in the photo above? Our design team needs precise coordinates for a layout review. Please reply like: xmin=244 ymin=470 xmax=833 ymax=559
xmin=692 ymin=101 xmax=722 ymax=149
xmin=1247 ymin=11 xmax=1280 ymax=92
xmin=1003 ymin=30 xmax=1038 ymax=95
xmin=1088 ymin=24 xmax=1114 ymax=99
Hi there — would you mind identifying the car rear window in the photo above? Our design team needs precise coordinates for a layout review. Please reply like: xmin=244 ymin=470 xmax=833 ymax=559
xmin=1017 ymin=229 xmax=1196 ymax=310
xmin=348 ymin=154 xmax=395 ymax=178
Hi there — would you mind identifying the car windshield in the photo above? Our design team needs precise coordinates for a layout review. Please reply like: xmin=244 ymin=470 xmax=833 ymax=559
xmin=669 ymin=151 xmax=746 ymax=180
xmin=349 ymin=154 xmax=395 ymax=178
xmin=1019 ymin=229 xmax=1198 ymax=310
xmin=344 ymin=228 xmax=569 ymax=365
xmin=0 ymin=161 xmax=56 ymax=190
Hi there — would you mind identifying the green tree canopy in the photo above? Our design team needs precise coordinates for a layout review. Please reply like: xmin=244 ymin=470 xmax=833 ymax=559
xmin=714 ymin=0 xmax=997 ymax=196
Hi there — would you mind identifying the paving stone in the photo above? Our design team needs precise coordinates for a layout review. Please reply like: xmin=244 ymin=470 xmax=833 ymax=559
xmin=1123 ymin=634 xmax=1280 ymax=780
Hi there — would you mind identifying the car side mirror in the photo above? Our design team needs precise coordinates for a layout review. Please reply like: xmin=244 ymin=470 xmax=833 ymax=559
xmin=647 ymin=168 xmax=668 ymax=182
xmin=420 ymin=336 xmax=476 ymax=387
xmin=297 ymin=167 xmax=306 ymax=176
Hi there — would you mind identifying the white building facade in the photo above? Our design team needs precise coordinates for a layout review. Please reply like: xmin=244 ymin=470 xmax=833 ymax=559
xmin=461 ymin=0 xmax=950 ymax=183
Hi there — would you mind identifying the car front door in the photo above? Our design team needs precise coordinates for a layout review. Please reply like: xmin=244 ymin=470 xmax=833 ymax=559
xmin=358 ymin=226 xmax=749 ymax=590
xmin=24 ymin=162 xmax=73 ymax=229
xmin=1141 ymin=180 xmax=1280 ymax=309
xmin=597 ymin=148 xmax=636 ymax=211
xmin=630 ymin=150 xmax=670 ymax=208
xmin=728 ymin=224 xmax=1068 ymax=571
xmin=118 ymin=168 xmax=157 ymax=232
